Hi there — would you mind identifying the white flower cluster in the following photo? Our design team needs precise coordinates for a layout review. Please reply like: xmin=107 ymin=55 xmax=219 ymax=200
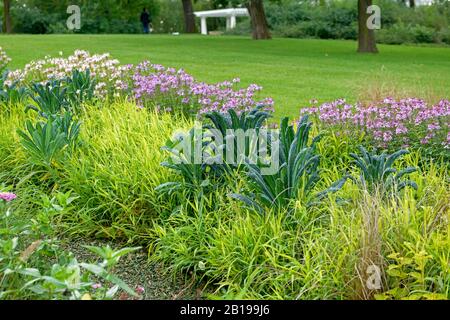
xmin=5 ymin=50 xmax=130 ymax=97
xmin=0 ymin=47 xmax=12 ymax=72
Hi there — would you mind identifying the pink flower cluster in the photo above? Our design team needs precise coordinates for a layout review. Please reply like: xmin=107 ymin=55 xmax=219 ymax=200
xmin=4 ymin=49 xmax=274 ymax=116
xmin=131 ymin=61 xmax=274 ymax=115
xmin=300 ymin=98 xmax=450 ymax=150
xmin=0 ymin=192 xmax=16 ymax=202
xmin=5 ymin=50 xmax=130 ymax=98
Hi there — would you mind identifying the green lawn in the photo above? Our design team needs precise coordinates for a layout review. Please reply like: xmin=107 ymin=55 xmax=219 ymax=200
xmin=1 ymin=34 xmax=449 ymax=118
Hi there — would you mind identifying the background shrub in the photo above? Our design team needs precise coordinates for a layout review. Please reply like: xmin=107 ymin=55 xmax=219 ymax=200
xmin=4 ymin=0 xmax=449 ymax=46
xmin=227 ymin=0 xmax=450 ymax=46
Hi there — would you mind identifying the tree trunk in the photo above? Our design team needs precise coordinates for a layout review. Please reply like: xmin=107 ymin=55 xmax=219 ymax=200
xmin=245 ymin=0 xmax=271 ymax=40
xmin=409 ymin=0 xmax=415 ymax=8
xmin=181 ymin=0 xmax=196 ymax=33
xmin=357 ymin=0 xmax=378 ymax=53
xmin=2 ymin=0 xmax=12 ymax=34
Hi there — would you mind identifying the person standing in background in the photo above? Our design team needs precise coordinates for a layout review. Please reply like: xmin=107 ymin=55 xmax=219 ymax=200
xmin=140 ymin=8 xmax=151 ymax=34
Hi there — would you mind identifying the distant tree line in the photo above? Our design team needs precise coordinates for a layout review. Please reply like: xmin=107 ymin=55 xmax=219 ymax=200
xmin=178 ymin=0 xmax=449 ymax=51
xmin=1 ymin=0 xmax=160 ymax=34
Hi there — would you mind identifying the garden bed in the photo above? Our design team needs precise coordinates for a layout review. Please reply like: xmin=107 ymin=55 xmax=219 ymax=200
xmin=1 ymin=48 xmax=448 ymax=300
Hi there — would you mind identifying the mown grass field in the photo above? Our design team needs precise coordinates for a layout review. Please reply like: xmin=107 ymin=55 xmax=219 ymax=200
xmin=1 ymin=34 xmax=449 ymax=118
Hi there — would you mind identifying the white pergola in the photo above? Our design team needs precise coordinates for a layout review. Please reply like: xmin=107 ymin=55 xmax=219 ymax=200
xmin=193 ymin=8 xmax=249 ymax=35
xmin=415 ymin=0 xmax=435 ymax=5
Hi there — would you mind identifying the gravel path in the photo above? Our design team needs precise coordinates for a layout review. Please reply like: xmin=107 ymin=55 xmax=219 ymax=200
xmin=61 ymin=238 xmax=198 ymax=300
